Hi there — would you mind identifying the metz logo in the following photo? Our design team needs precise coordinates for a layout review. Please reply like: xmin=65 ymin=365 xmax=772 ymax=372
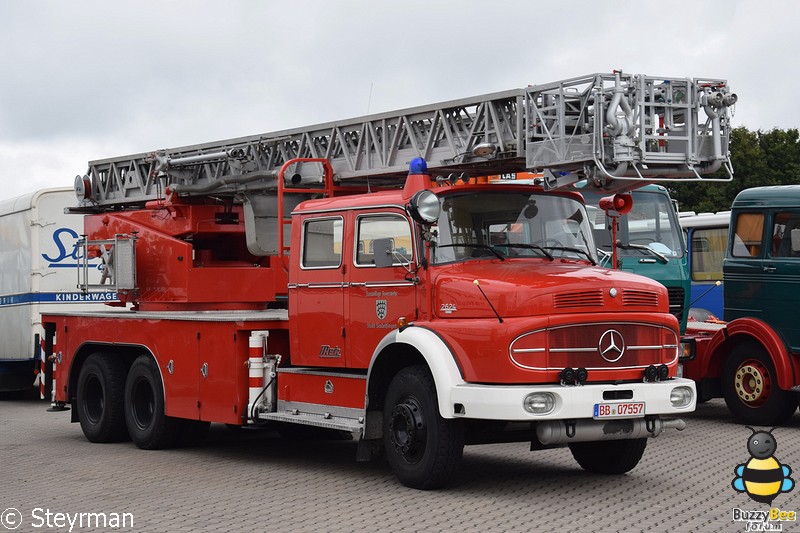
xmin=319 ymin=345 xmax=342 ymax=358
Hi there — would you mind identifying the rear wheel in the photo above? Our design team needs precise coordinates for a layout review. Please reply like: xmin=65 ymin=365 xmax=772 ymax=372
xmin=124 ymin=355 xmax=181 ymax=449
xmin=76 ymin=354 xmax=128 ymax=442
xmin=383 ymin=365 xmax=464 ymax=490
xmin=569 ymin=438 xmax=647 ymax=474
xmin=722 ymin=343 xmax=797 ymax=426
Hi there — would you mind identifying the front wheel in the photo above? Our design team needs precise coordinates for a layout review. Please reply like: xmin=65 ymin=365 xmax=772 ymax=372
xmin=569 ymin=438 xmax=647 ymax=474
xmin=722 ymin=343 xmax=797 ymax=426
xmin=124 ymin=355 xmax=181 ymax=449
xmin=383 ymin=365 xmax=464 ymax=490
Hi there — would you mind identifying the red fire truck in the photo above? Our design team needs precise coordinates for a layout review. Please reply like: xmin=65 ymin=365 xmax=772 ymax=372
xmin=42 ymin=72 xmax=735 ymax=488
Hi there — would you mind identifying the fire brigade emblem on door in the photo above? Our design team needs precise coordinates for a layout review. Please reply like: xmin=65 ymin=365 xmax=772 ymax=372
xmin=376 ymin=299 xmax=388 ymax=320
xmin=598 ymin=329 xmax=625 ymax=362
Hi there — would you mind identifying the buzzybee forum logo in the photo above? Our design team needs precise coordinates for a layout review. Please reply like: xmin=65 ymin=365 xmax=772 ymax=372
xmin=732 ymin=427 xmax=794 ymax=504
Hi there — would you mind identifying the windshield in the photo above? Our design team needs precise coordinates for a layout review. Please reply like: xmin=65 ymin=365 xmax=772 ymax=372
xmin=583 ymin=189 xmax=685 ymax=261
xmin=432 ymin=191 xmax=597 ymax=265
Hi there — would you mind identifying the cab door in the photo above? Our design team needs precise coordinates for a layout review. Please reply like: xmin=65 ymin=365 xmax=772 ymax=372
xmin=346 ymin=211 xmax=418 ymax=369
xmin=724 ymin=211 xmax=766 ymax=322
xmin=289 ymin=215 xmax=346 ymax=367
xmin=762 ymin=210 xmax=800 ymax=351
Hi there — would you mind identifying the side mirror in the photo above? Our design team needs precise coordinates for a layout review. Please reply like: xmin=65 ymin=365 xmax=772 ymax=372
xmin=373 ymin=238 xmax=395 ymax=268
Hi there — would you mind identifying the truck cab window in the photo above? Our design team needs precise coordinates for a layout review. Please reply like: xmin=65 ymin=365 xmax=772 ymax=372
xmin=771 ymin=212 xmax=800 ymax=258
xmin=584 ymin=190 xmax=684 ymax=259
xmin=690 ymin=227 xmax=727 ymax=281
xmin=355 ymin=215 xmax=413 ymax=267
xmin=433 ymin=191 xmax=596 ymax=265
xmin=302 ymin=217 xmax=343 ymax=268
xmin=731 ymin=213 xmax=764 ymax=258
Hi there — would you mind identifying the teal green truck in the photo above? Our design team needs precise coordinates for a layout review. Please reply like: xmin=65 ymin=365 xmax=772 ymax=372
xmin=582 ymin=185 xmax=690 ymax=333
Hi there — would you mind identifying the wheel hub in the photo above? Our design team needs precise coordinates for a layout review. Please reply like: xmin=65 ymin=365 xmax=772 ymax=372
xmin=734 ymin=361 xmax=770 ymax=405
xmin=389 ymin=399 xmax=426 ymax=461
xmin=131 ymin=378 xmax=156 ymax=430
xmin=83 ymin=375 xmax=104 ymax=424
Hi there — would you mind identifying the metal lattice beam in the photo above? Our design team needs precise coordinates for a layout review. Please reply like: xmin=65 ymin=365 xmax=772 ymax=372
xmin=80 ymin=72 xmax=735 ymax=208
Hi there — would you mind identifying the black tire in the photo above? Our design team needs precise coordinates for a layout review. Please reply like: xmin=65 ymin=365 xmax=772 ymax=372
xmin=383 ymin=365 xmax=464 ymax=490
xmin=569 ymin=438 xmax=647 ymax=474
xmin=75 ymin=353 xmax=128 ymax=442
xmin=124 ymin=355 xmax=181 ymax=449
xmin=721 ymin=343 xmax=798 ymax=426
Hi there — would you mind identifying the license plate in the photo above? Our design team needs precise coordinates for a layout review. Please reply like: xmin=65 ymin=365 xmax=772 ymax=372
xmin=593 ymin=402 xmax=645 ymax=419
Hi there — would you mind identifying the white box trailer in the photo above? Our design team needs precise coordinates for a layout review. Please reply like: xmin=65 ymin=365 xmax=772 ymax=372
xmin=0 ymin=188 xmax=117 ymax=394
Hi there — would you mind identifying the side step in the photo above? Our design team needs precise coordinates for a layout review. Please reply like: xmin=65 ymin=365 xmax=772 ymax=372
xmin=259 ymin=410 xmax=364 ymax=435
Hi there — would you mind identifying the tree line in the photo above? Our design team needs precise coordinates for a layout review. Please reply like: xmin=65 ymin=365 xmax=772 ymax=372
xmin=668 ymin=127 xmax=800 ymax=214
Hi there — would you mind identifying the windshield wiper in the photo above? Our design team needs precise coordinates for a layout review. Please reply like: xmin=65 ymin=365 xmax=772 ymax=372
xmin=502 ymin=243 xmax=554 ymax=261
xmin=616 ymin=242 xmax=668 ymax=264
xmin=540 ymin=245 xmax=597 ymax=266
xmin=436 ymin=243 xmax=505 ymax=261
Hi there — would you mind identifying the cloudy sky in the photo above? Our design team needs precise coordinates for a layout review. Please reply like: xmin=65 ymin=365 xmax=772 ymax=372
xmin=1 ymin=0 xmax=797 ymax=202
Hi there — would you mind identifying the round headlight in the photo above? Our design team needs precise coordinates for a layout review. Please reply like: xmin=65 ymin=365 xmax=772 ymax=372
xmin=408 ymin=189 xmax=441 ymax=225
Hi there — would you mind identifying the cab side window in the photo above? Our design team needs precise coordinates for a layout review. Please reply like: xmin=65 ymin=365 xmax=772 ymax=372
xmin=731 ymin=213 xmax=764 ymax=258
xmin=771 ymin=212 xmax=800 ymax=258
xmin=690 ymin=227 xmax=727 ymax=281
xmin=302 ymin=217 xmax=343 ymax=268
xmin=356 ymin=215 xmax=412 ymax=267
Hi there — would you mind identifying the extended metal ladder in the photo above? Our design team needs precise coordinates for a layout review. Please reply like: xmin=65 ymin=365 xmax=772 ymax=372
xmin=74 ymin=71 xmax=736 ymax=210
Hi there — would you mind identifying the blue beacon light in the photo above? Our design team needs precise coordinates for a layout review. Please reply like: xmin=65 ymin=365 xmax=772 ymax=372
xmin=409 ymin=157 xmax=428 ymax=174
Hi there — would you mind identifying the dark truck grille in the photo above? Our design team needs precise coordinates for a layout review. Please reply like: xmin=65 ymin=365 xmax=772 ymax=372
xmin=667 ymin=287 xmax=685 ymax=322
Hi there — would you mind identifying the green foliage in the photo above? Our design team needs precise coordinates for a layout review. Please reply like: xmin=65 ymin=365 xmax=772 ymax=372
xmin=668 ymin=127 xmax=800 ymax=213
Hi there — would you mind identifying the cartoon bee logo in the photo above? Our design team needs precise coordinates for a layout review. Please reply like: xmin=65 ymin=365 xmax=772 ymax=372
xmin=732 ymin=426 xmax=795 ymax=505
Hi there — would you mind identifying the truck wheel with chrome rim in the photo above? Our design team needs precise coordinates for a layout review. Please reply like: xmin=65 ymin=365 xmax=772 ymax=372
xmin=383 ymin=365 xmax=464 ymax=489
xmin=569 ymin=438 xmax=647 ymax=474
xmin=76 ymin=353 xmax=128 ymax=442
xmin=722 ymin=343 xmax=797 ymax=426
xmin=124 ymin=355 xmax=181 ymax=449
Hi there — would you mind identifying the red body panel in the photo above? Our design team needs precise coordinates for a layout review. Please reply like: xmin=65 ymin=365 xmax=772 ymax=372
xmin=48 ymin=312 xmax=288 ymax=424
xmin=277 ymin=371 xmax=366 ymax=409
xmin=85 ymin=203 xmax=285 ymax=310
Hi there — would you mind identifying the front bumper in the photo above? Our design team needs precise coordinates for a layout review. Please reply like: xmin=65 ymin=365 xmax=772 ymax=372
xmin=446 ymin=377 xmax=696 ymax=420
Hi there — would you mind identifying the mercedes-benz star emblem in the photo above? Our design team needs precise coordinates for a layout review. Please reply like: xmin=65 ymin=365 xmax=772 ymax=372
xmin=598 ymin=329 xmax=625 ymax=362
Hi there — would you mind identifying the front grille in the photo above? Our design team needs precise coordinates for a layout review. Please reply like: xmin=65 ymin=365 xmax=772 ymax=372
xmin=667 ymin=287 xmax=685 ymax=322
xmin=554 ymin=290 xmax=603 ymax=308
xmin=510 ymin=322 xmax=678 ymax=371
xmin=622 ymin=289 xmax=659 ymax=308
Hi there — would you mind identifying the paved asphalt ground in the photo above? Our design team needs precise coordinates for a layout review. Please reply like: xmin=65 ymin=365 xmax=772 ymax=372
xmin=1 ymin=394 xmax=800 ymax=533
